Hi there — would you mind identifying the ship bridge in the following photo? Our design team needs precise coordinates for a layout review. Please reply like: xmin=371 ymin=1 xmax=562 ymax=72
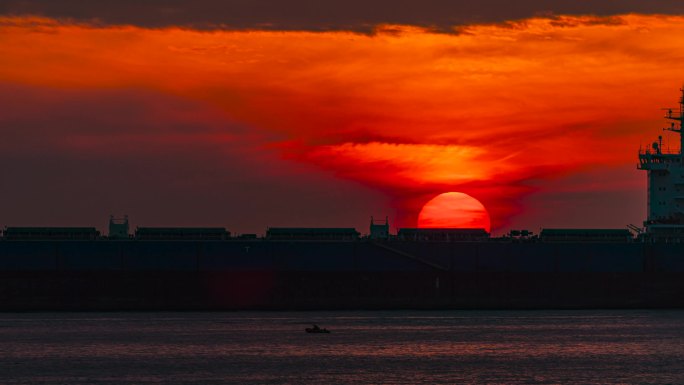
xmin=638 ymin=148 xmax=681 ymax=171
xmin=638 ymin=87 xmax=684 ymax=239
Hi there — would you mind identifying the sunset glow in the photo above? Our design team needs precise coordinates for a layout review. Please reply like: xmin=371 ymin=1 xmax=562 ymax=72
xmin=1 ymin=14 xmax=682 ymax=230
xmin=418 ymin=192 xmax=491 ymax=232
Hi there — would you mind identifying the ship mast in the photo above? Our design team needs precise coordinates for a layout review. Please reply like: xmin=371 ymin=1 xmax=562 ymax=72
xmin=663 ymin=86 xmax=684 ymax=155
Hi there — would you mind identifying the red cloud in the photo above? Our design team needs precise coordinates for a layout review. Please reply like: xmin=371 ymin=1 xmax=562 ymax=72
xmin=1 ymin=15 xmax=681 ymax=230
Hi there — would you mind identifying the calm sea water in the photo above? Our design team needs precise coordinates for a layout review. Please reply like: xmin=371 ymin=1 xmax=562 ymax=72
xmin=1 ymin=310 xmax=684 ymax=384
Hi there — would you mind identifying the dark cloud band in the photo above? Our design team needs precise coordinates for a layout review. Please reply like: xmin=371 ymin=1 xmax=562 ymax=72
xmin=2 ymin=0 xmax=683 ymax=31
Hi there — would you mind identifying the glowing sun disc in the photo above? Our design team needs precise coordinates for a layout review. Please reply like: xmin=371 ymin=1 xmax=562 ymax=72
xmin=417 ymin=192 xmax=491 ymax=232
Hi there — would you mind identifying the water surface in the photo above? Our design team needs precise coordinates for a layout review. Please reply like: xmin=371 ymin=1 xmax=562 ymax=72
xmin=1 ymin=310 xmax=683 ymax=384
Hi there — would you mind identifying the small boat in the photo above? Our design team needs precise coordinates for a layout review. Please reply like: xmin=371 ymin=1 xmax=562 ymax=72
xmin=305 ymin=325 xmax=330 ymax=333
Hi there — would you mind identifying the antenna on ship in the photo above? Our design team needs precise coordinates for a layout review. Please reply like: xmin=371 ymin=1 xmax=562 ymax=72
xmin=663 ymin=86 xmax=684 ymax=155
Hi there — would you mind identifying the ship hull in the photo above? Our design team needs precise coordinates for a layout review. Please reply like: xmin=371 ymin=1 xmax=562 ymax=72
xmin=0 ymin=240 xmax=683 ymax=310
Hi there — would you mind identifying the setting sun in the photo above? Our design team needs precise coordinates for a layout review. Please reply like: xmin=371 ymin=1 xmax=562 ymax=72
xmin=417 ymin=192 xmax=491 ymax=232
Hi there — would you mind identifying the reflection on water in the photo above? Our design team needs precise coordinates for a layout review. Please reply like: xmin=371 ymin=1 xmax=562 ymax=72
xmin=1 ymin=310 xmax=684 ymax=384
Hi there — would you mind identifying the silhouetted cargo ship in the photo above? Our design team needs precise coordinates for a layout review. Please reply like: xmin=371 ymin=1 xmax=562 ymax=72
xmin=3 ymin=88 xmax=684 ymax=310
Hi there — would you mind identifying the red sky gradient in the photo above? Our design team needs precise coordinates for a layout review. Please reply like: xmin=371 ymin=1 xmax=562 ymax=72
xmin=0 ymin=15 xmax=682 ymax=233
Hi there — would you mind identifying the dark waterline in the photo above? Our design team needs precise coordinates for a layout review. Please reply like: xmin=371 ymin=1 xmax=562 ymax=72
xmin=1 ymin=310 xmax=684 ymax=384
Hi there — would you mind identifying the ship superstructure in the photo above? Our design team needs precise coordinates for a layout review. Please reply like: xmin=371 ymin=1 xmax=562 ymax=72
xmin=638 ymin=87 xmax=684 ymax=240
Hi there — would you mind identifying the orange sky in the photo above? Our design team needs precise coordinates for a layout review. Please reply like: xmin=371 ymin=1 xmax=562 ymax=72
xmin=1 ymin=15 xmax=682 ymax=231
